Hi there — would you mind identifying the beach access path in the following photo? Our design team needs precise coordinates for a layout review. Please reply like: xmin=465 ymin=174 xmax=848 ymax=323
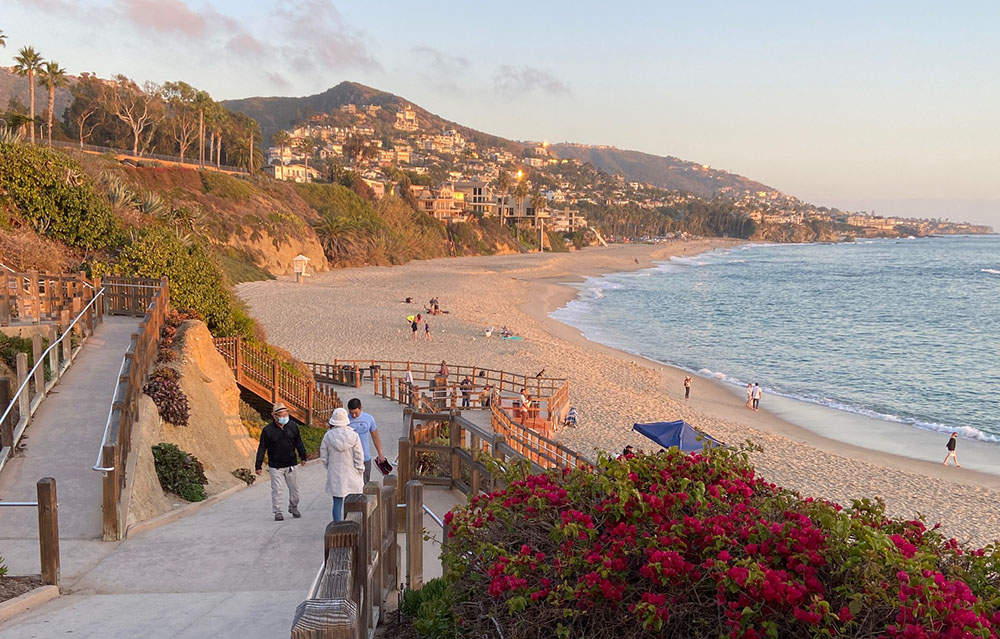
xmin=0 ymin=378 xmax=466 ymax=638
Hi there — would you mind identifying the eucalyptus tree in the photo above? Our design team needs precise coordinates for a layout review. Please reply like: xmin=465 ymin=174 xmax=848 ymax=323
xmin=105 ymin=75 xmax=164 ymax=156
xmin=12 ymin=46 xmax=44 ymax=143
xmin=65 ymin=73 xmax=105 ymax=148
xmin=38 ymin=60 xmax=66 ymax=147
xmin=162 ymin=81 xmax=201 ymax=162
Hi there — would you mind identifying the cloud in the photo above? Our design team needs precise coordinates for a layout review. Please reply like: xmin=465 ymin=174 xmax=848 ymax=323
xmin=493 ymin=65 xmax=571 ymax=96
xmin=274 ymin=0 xmax=379 ymax=72
xmin=11 ymin=0 xmax=82 ymax=12
xmin=227 ymin=33 xmax=268 ymax=59
xmin=117 ymin=0 xmax=208 ymax=37
xmin=265 ymin=71 xmax=293 ymax=90
xmin=410 ymin=46 xmax=470 ymax=75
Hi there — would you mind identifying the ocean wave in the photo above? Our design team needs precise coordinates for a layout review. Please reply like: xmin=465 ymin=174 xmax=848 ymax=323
xmin=982 ymin=268 xmax=1000 ymax=276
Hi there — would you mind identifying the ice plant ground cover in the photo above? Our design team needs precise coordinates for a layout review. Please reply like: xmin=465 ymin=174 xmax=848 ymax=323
xmin=427 ymin=445 xmax=1000 ymax=639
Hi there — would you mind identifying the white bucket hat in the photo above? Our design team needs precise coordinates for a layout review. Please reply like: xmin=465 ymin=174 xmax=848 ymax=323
xmin=328 ymin=407 xmax=350 ymax=427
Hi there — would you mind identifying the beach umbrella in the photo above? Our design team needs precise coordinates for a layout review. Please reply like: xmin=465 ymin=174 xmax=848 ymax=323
xmin=632 ymin=420 xmax=723 ymax=452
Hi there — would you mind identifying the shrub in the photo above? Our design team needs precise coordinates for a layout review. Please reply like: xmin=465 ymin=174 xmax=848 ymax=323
xmin=0 ymin=555 xmax=7 ymax=577
xmin=300 ymin=424 xmax=325 ymax=459
xmin=239 ymin=398 xmax=267 ymax=440
xmin=438 ymin=447 xmax=1000 ymax=639
xmin=0 ymin=142 xmax=121 ymax=249
xmin=152 ymin=442 xmax=207 ymax=502
xmin=201 ymin=171 xmax=254 ymax=202
xmin=0 ymin=333 xmax=51 ymax=382
xmin=108 ymin=227 xmax=254 ymax=338
xmin=231 ymin=468 xmax=256 ymax=486
xmin=143 ymin=367 xmax=190 ymax=426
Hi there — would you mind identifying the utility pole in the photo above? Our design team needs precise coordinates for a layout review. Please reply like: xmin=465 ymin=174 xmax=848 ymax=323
xmin=248 ymin=129 xmax=254 ymax=174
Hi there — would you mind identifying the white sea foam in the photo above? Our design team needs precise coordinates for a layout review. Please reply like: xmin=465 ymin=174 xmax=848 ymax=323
xmin=982 ymin=268 xmax=1000 ymax=276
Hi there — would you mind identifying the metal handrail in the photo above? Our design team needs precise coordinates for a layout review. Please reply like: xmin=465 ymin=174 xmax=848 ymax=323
xmin=0 ymin=287 xmax=105 ymax=430
xmin=0 ymin=501 xmax=39 ymax=507
xmin=92 ymin=353 xmax=131 ymax=473
xmin=422 ymin=504 xmax=444 ymax=529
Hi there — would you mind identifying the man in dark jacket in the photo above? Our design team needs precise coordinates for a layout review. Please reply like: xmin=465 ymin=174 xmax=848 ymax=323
xmin=255 ymin=402 xmax=308 ymax=521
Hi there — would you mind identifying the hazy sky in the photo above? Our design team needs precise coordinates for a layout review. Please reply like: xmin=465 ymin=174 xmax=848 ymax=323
xmin=4 ymin=1 xmax=999 ymax=226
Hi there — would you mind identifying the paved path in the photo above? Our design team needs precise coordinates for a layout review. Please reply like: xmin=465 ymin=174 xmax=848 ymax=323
xmin=0 ymin=317 xmax=140 ymax=578
xmin=1 ymin=375 xmax=467 ymax=638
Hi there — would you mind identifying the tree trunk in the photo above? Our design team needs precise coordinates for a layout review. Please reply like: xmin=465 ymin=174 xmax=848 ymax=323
xmin=208 ymin=129 xmax=214 ymax=165
xmin=198 ymin=108 xmax=204 ymax=167
xmin=47 ymin=87 xmax=54 ymax=147
xmin=215 ymin=132 xmax=221 ymax=167
xmin=28 ymin=73 xmax=35 ymax=144
xmin=132 ymin=129 xmax=139 ymax=156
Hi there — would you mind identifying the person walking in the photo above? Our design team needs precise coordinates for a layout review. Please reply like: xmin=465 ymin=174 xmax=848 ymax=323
xmin=320 ymin=407 xmax=365 ymax=522
xmin=745 ymin=384 xmax=753 ymax=409
xmin=752 ymin=383 xmax=762 ymax=411
xmin=347 ymin=398 xmax=386 ymax=483
xmin=254 ymin=402 xmax=307 ymax=521
xmin=409 ymin=314 xmax=419 ymax=340
xmin=459 ymin=375 xmax=473 ymax=408
xmin=683 ymin=376 xmax=692 ymax=400
xmin=943 ymin=432 xmax=960 ymax=467
xmin=424 ymin=320 xmax=431 ymax=341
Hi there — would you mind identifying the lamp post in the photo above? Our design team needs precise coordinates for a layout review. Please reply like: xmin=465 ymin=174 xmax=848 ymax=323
xmin=293 ymin=254 xmax=311 ymax=284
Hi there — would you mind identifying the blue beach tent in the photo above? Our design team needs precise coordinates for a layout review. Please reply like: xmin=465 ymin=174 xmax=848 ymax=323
xmin=632 ymin=420 xmax=723 ymax=452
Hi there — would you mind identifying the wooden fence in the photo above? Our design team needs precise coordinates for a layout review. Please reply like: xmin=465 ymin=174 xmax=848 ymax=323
xmin=0 ymin=284 xmax=105 ymax=473
xmin=98 ymin=277 xmax=171 ymax=541
xmin=291 ymin=478 xmax=398 ymax=639
xmin=0 ymin=271 xmax=101 ymax=326
xmin=213 ymin=337 xmax=342 ymax=426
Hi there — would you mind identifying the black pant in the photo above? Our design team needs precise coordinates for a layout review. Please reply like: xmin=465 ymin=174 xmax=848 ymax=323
xmin=752 ymin=398 xmax=759 ymax=409
xmin=684 ymin=387 xmax=690 ymax=399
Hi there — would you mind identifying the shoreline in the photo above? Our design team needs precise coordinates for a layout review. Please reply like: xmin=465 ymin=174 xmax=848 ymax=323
xmin=238 ymin=241 xmax=1000 ymax=546
xmin=520 ymin=246 xmax=1000 ymax=494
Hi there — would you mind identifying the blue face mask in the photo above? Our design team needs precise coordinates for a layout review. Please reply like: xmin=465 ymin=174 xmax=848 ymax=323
xmin=277 ymin=415 xmax=289 ymax=426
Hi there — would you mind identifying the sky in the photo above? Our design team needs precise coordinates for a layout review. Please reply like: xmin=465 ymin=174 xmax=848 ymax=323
xmin=4 ymin=0 xmax=999 ymax=227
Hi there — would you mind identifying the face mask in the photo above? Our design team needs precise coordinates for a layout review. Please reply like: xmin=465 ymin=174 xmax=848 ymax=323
xmin=277 ymin=416 xmax=289 ymax=426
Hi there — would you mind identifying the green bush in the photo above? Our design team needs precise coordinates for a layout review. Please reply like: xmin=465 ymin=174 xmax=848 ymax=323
xmin=545 ymin=230 xmax=569 ymax=252
xmin=232 ymin=468 xmax=256 ymax=486
xmin=214 ymin=247 xmax=275 ymax=285
xmin=0 ymin=142 xmax=121 ymax=249
xmin=152 ymin=442 xmax=207 ymax=502
xmin=0 ymin=333 xmax=51 ymax=382
xmin=201 ymin=171 xmax=254 ymax=203
xmin=300 ymin=424 xmax=325 ymax=459
xmin=0 ymin=554 xmax=7 ymax=577
xmin=108 ymin=227 xmax=254 ymax=338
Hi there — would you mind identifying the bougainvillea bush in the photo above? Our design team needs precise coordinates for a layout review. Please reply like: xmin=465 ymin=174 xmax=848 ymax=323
xmin=143 ymin=366 xmax=190 ymax=426
xmin=434 ymin=446 xmax=1000 ymax=639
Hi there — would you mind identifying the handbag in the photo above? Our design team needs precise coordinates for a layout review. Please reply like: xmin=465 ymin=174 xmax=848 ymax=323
xmin=375 ymin=457 xmax=393 ymax=476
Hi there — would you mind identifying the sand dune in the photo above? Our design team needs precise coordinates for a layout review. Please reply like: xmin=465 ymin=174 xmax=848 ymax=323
xmin=239 ymin=240 xmax=1000 ymax=548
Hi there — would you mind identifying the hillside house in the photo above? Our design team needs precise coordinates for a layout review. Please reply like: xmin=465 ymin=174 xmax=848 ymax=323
xmin=264 ymin=163 xmax=320 ymax=183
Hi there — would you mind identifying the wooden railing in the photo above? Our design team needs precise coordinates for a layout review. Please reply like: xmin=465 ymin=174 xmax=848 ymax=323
xmin=319 ymin=359 xmax=571 ymax=424
xmin=0 ymin=270 xmax=99 ymax=326
xmin=291 ymin=478 xmax=398 ymax=639
xmin=213 ymin=337 xmax=342 ymax=426
xmin=102 ymin=276 xmax=162 ymax=316
xmin=0 ymin=287 xmax=105 ymax=474
xmin=97 ymin=277 xmax=170 ymax=541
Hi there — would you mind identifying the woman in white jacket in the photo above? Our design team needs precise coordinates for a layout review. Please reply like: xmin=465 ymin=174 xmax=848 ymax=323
xmin=321 ymin=407 xmax=365 ymax=521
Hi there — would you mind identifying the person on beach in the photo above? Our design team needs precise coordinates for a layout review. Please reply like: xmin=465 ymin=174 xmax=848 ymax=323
xmin=459 ymin=375 xmax=473 ymax=408
xmin=430 ymin=297 xmax=440 ymax=315
xmin=347 ymin=398 xmax=386 ymax=483
xmin=752 ymin=383 xmax=762 ymax=411
xmin=943 ymin=432 xmax=960 ymax=467
xmin=745 ymin=384 xmax=753 ymax=409
xmin=320 ymin=407 xmax=364 ymax=522
xmin=481 ymin=384 xmax=494 ymax=407
xmin=424 ymin=320 xmax=431 ymax=341
xmin=409 ymin=314 xmax=420 ymax=340
xmin=438 ymin=360 xmax=449 ymax=377
xmin=683 ymin=376 xmax=692 ymax=399
xmin=254 ymin=402 xmax=307 ymax=521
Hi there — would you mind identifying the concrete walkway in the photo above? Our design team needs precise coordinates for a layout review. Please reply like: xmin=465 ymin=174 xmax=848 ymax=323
xmin=0 ymin=375 xmax=468 ymax=639
xmin=0 ymin=317 xmax=140 ymax=578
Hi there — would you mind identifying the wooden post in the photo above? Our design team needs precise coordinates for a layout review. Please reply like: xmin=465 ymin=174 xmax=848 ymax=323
xmin=0 ymin=378 xmax=12 ymax=448
xmin=36 ymin=478 xmax=60 ymax=586
xmin=102 ymin=444 xmax=119 ymax=541
xmin=305 ymin=383 xmax=313 ymax=426
xmin=397 ymin=438 xmax=411 ymax=529
xmin=233 ymin=336 xmax=242 ymax=379
xmin=363 ymin=482 xmax=383 ymax=612
xmin=382 ymin=475 xmax=399 ymax=593
xmin=93 ymin=277 xmax=103 ymax=324
xmin=405 ymin=480 xmax=423 ymax=590
xmin=449 ymin=416 xmax=461 ymax=489
xmin=470 ymin=433 xmax=481 ymax=495
xmin=31 ymin=333 xmax=45 ymax=399
xmin=344 ymin=494 xmax=370 ymax=639
xmin=71 ymin=296 xmax=83 ymax=337
xmin=60 ymin=310 xmax=71 ymax=363
xmin=0 ymin=272 xmax=9 ymax=326
xmin=27 ymin=271 xmax=40 ymax=324
xmin=16 ymin=352 xmax=29 ymax=421
xmin=271 ymin=359 xmax=279 ymax=403
xmin=47 ymin=325 xmax=58 ymax=384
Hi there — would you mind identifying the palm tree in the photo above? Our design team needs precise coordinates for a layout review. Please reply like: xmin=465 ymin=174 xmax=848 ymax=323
xmin=495 ymin=170 xmax=511 ymax=224
xmin=530 ymin=192 xmax=548 ymax=252
xmin=39 ymin=61 xmax=67 ymax=147
xmin=513 ymin=179 xmax=529 ymax=222
xmin=271 ymin=130 xmax=291 ymax=165
xmin=12 ymin=46 xmax=44 ymax=144
xmin=0 ymin=29 xmax=7 ymax=48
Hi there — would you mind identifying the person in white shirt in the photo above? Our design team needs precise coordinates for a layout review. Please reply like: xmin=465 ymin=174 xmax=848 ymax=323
xmin=320 ymin=407 xmax=364 ymax=521
xmin=745 ymin=384 xmax=753 ymax=409
xmin=752 ymin=383 xmax=762 ymax=411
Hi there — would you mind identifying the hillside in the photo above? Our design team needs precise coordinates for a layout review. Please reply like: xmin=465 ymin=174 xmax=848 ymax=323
xmin=550 ymin=143 xmax=776 ymax=199
xmin=0 ymin=67 xmax=74 ymax=120
xmin=222 ymin=81 xmax=523 ymax=154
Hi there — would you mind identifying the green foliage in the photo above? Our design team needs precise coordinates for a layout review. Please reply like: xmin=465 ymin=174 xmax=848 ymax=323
xmin=0 ymin=555 xmax=6 ymax=577
xmin=239 ymin=398 xmax=267 ymax=440
xmin=0 ymin=142 xmax=121 ymax=249
xmin=214 ymin=247 xmax=275 ymax=285
xmin=143 ymin=367 xmax=190 ymax=426
xmin=545 ymin=231 xmax=569 ymax=252
xmin=200 ymin=171 xmax=254 ymax=203
xmin=403 ymin=578 xmax=458 ymax=639
xmin=0 ymin=333 xmax=51 ymax=381
xmin=109 ymin=227 xmax=254 ymax=338
xmin=300 ymin=424 xmax=325 ymax=459
xmin=152 ymin=442 xmax=208 ymax=502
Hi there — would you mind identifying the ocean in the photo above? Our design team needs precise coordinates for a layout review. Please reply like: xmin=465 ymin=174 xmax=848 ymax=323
xmin=552 ymin=235 xmax=1000 ymax=471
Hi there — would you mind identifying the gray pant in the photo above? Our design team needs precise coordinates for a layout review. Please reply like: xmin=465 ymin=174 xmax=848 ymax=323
xmin=268 ymin=465 xmax=300 ymax=514
xmin=363 ymin=460 xmax=372 ymax=484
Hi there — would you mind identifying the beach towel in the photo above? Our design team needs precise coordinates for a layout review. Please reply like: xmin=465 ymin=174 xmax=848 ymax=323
xmin=501 ymin=335 xmax=523 ymax=341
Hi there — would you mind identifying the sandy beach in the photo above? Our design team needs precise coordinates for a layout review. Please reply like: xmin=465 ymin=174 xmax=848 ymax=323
xmin=239 ymin=241 xmax=1000 ymax=547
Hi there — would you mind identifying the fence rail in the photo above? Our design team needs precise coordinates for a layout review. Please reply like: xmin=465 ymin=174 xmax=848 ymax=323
xmin=0 ymin=281 xmax=105 ymax=473
xmin=213 ymin=337 xmax=342 ymax=426
xmin=95 ymin=277 xmax=170 ymax=541
xmin=0 ymin=270 xmax=99 ymax=326
xmin=0 ymin=478 xmax=59 ymax=586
